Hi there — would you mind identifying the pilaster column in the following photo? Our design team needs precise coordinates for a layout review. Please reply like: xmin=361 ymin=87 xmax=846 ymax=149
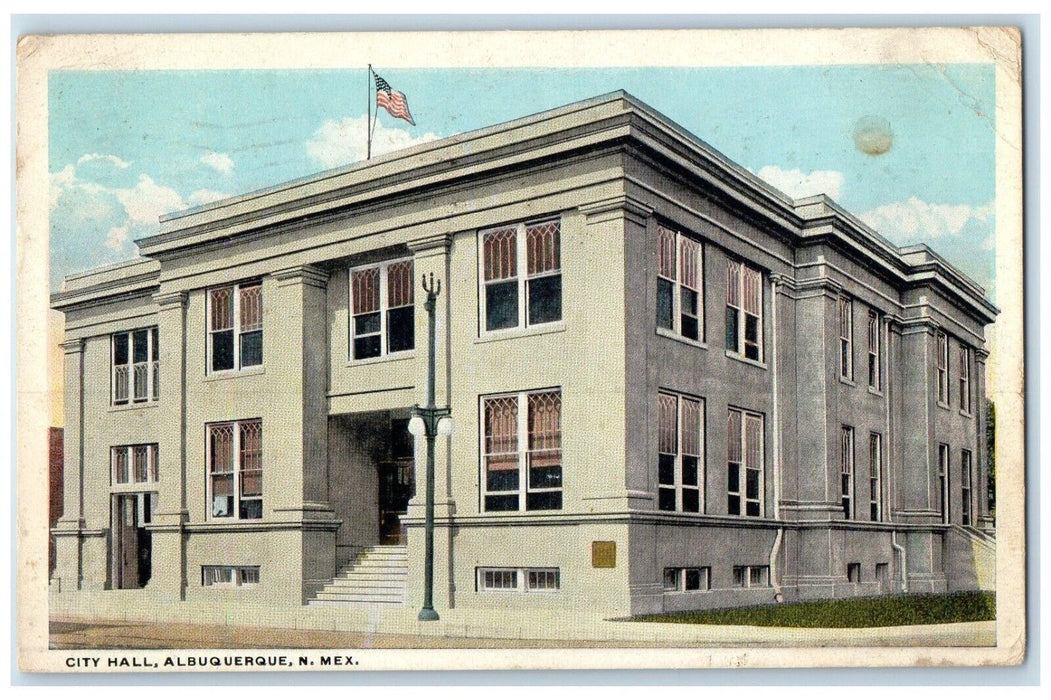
xmin=895 ymin=315 xmax=940 ymax=524
xmin=52 ymin=338 xmax=85 ymax=590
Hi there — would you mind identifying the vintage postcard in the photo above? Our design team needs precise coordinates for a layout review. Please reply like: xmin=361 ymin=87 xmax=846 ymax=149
xmin=15 ymin=27 xmax=1025 ymax=672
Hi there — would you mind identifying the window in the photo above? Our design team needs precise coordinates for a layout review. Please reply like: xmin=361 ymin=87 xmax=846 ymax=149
xmin=208 ymin=282 xmax=262 ymax=373
xmin=111 ymin=444 xmax=159 ymax=485
xmin=482 ymin=389 xmax=562 ymax=512
xmin=936 ymin=331 xmax=949 ymax=404
xmin=869 ymin=433 xmax=883 ymax=522
xmin=959 ymin=345 xmax=972 ymax=413
xmin=867 ymin=311 xmax=881 ymax=390
xmin=207 ymin=419 xmax=263 ymax=520
xmin=961 ymin=449 xmax=974 ymax=526
xmin=840 ymin=426 xmax=855 ymax=519
xmin=202 ymin=565 xmax=259 ymax=588
xmin=480 ymin=219 xmax=561 ymax=332
xmin=847 ymin=562 xmax=861 ymax=583
xmin=838 ymin=297 xmax=853 ymax=380
xmin=658 ymin=392 xmax=705 ymax=513
xmin=727 ymin=409 xmax=764 ymax=517
xmin=112 ymin=328 xmax=159 ymax=405
xmin=732 ymin=565 xmax=770 ymax=588
xmin=663 ymin=567 xmax=711 ymax=592
xmin=938 ymin=443 xmax=950 ymax=524
xmin=350 ymin=258 xmax=415 ymax=360
xmin=477 ymin=567 xmax=560 ymax=593
xmin=657 ymin=226 xmax=703 ymax=341
xmin=726 ymin=259 xmax=763 ymax=362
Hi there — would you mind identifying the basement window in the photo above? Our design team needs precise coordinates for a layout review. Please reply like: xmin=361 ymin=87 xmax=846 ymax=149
xmin=202 ymin=565 xmax=260 ymax=588
xmin=477 ymin=567 xmax=560 ymax=593
xmin=663 ymin=567 xmax=711 ymax=592
xmin=732 ymin=565 xmax=770 ymax=588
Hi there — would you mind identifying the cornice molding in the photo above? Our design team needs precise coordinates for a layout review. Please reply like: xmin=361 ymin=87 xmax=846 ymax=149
xmin=152 ymin=290 xmax=187 ymax=310
xmin=59 ymin=339 xmax=84 ymax=355
xmin=578 ymin=194 xmax=653 ymax=226
xmin=272 ymin=264 xmax=329 ymax=289
xmin=407 ymin=232 xmax=453 ymax=254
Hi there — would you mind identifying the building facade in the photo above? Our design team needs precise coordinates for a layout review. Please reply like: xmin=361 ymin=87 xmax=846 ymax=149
xmin=50 ymin=93 xmax=996 ymax=618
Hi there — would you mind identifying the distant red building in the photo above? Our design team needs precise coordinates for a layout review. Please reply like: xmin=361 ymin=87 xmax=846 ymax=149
xmin=48 ymin=427 xmax=63 ymax=577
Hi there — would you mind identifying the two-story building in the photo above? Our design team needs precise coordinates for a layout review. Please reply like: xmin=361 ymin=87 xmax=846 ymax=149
xmin=50 ymin=92 xmax=996 ymax=618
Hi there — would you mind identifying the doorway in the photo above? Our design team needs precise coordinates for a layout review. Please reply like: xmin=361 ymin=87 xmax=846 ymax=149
xmin=377 ymin=418 xmax=415 ymax=545
xmin=110 ymin=493 xmax=154 ymax=589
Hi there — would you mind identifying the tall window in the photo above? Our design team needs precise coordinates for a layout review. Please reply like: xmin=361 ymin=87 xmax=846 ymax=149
xmin=482 ymin=389 xmax=562 ymax=512
xmin=656 ymin=226 xmax=703 ymax=341
xmin=111 ymin=444 xmax=159 ymax=485
xmin=350 ymin=258 xmax=415 ymax=360
xmin=961 ymin=449 xmax=973 ymax=526
xmin=208 ymin=282 xmax=263 ymax=373
xmin=112 ymin=328 xmax=159 ymax=405
xmin=869 ymin=432 xmax=882 ymax=521
xmin=840 ymin=427 xmax=855 ymax=519
xmin=838 ymin=297 xmax=853 ymax=380
xmin=480 ymin=219 xmax=562 ymax=332
xmin=958 ymin=345 xmax=972 ymax=413
xmin=936 ymin=331 xmax=949 ymax=404
xmin=867 ymin=311 xmax=881 ymax=390
xmin=657 ymin=392 xmax=705 ymax=513
xmin=727 ymin=409 xmax=763 ymax=516
xmin=208 ymin=419 xmax=263 ymax=520
xmin=938 ymin=443 xmax=950 ymax=524
xmin=726 ymin=260 xmax=763 ymax=362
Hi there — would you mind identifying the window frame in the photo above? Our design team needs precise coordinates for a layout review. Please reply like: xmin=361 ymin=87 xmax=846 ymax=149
xmin=961 ymin=449 xmax=974 ymax=526
xmin=656 ymin=225 xmax=705 ymax=343
xmin=867 ymin=310 xmax=881 ymax=391
xmin=480 ymin=388 xmax=563 ymax=513
xmin=840 ymin=426 xmax=855 ymax=519
xmin=938 ymin=443 xmax=950 ymax=524
xmin=206 ymin=418 xmax=263 ymax=521
xmin=838 ymin=297 xmax=853 ymax=381
xmin=201 ymin=565 xmax=260 ymax=589
xmin=111 ymin=327 xmax=159 ymax=405
xmin=476 ymin=567 xmax=561 ymax=593
xmin=732 ymin=565 xmax=770 ymax=588
xmin=657 ymin=391 xmax=706 ymax=513
xmin=727 ymin=408 xmax=764 ymax=517
xmin=958 ymin=345 xmax=972 ymax=414
xmin=663 ymin=566 xmax=712 ymax=593
xmin=111 ymin=443 xmax=159 ymax=486
xmin=348 ymin=257 xmax=416 ymax=361
xmin=206 ymin=281 xmax=263 ymax=375
xmin=936 ymin=331 xmax=950 ymax=405
xmin=725 ymin=259 xmax=764 ymax=363
xmin=869 ymin=432 xmax=883 ymax=522
xmin=478 ymin=218 xmax=562 ymax=334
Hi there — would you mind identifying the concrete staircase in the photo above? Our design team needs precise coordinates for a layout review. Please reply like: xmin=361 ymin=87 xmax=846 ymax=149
xmin=948 ymin=525 xmax=996 ymax=591
xmin=309 ymin=545 xmax=408 ymax=606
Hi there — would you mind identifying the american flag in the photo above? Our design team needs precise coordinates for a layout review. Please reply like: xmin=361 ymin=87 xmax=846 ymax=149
xmin=374 ymin=73 xmax=415 ymax=126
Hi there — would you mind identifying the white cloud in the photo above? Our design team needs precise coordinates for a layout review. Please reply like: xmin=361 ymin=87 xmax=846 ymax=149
xmin=105 ymin=225 xmax=131 ymax=253
xmin=755 ymin=165 xmax=844 ymax=200
xmin=188 ymin=188 xmax=230 ymax=207
xmin=306 ymin=116 xmax=439 ymax=169
xmin=860 ymin=197 xmax=994 ymax=240
xmin=113 ymin=175 xmax=186 ymax=228
xmin=77 ymin=153 xmax=131 ymax=169
xmin=200 ymin=151 xmax=234 ymax=174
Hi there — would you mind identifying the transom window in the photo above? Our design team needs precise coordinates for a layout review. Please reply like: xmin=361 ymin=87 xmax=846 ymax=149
xmin=838 ymin=297 xmax=853 ymax=380
xmin=867 ymin=311 xmax=881 ymax=390
xmin=350 ymin=258 xmax=415 ymax=360
xmin=477 ymin=567 xmax=560 ymax=593
xmin=481 ymin=389 xmax=562 ymax=512
xmin=208 ymin=282 xmax=263 ymax=373
xmin=726 ymin=259 xmax=763 ymax=362
xmin=657 ymin=391 xmax=705 ymax=513
xmin=840 ymin=426 xmax=855 ymax=519
xmin=869 ymin=432 xmax=883 ymax=521
xmin=207 ymin=419 xmax=263 ymax=520
xmin=936 ymin=331 xmax=949 ymax=404
xmin=657 ymin=226 xmax=703 ymax=341
xmin=480 ymin=219 xmax=562 ymax=332
xmin=112 ymin=328 xmax=159 ymax=405
xmin=958 ymin=345 xmax=972 ymax=413
xmin=202 ymin=565 xmax=259 ymax=588
xmin=112 ymin=444 xmax=159 ymax=485
xmin=727 ymin=409 xmax=764 ymax=517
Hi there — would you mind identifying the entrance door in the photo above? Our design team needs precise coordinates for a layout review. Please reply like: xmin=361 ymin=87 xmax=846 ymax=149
xmin=378 ymin=459 xmax=414 ymax=544
xmin=111 ymin=493 xmax=153 ymax=589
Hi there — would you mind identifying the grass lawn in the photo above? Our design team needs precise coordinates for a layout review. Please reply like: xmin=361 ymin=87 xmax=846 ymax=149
xmin=630 ymin=591 xmax=995 ymax=628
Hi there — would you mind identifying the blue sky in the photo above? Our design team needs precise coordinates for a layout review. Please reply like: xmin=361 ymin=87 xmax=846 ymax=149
xmin=48 ymin=64 xmax=997 ymax=298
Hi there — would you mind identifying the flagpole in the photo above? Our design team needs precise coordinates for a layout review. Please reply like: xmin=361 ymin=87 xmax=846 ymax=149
xmin=367 ymin=64 xmax=372 ymax=161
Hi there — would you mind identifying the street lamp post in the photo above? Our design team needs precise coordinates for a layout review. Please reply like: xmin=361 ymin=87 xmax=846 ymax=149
xmin=408 ymin=272 xmax=452 ymax=622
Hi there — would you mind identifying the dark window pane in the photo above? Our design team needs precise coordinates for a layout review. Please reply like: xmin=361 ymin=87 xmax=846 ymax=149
xmin=113 ymin=334 xmax=129 ymax=365
xmin=486 ymin=469 xmax=519 ymax=492
xmin=657 ymin=278 xmax=673 ymax=330
xmin=682 ymin=456 xmax=698 ymax=486
xmin=842 ymin=498 xmax=851 ymax=518
xmin=681 ymin=314 xmax=699 ymax=341
xmin=680 ymin=288 xmax=699 ymax=339
xmin=240 ymin=330 xmax=262 ymax=367
xmin=746 ymin=468 xmax=760 ymax=499
xmin=526 ymin=491 xmax=561 ymax=511
xmin=658 ymin=454 xmax=675 ymax=485
xmin=240 ymin=499 xmax=262 ymax=519
xmin=663 ymin=568 xmax=678 ymax=591
xmin=211 ymin=330 xmax=235 ymax=371
xmin=685 ymin=569 xmax=701 ymax=590
xmin=133 ymin=329 xmax=149 ymax=362
xmin=727 ymin=463 xmax=740 ymax=492
xmin=869 ymin=358 xmax=877 ymax=387
xmin=658 ymin=488 xmax=676 ymax=511
xmin=744 ymin=314 xmax=760 ymax=360
xmin=354 ymin=312 xmax=381 ymax=336
xmin=527 ymin=275 xmax=562 ymax=325
xmin=387 ymin=306 xmax=415 ymax=353
xmin=725 ymin=307 xmax=739 ymax=351
xmin=682 ymin=489 xmax=700 ymax=513
xmin=871 ymin=504 xmax=879 ymax=521
xmin=841 ymin=340 xmax=850 ymax=376
xmin=728 ymin=495 xmax=741 ymax=515
xmin=151 ymin=328 xmax=159 ymax=361
xmin=529 ymin=464 xmax=562 ymax=489
xmin=391 ymin=418 xmax=413 ymax=460
xmin=353 ymin=336 xmax=381 ymax=360
xmin=486 ymin=281 xmax=518 ymax=330
xmin=746 ymin=501 xmax=760 ymax=517
xmin=485 ymin=494 xmax=519 ymax=512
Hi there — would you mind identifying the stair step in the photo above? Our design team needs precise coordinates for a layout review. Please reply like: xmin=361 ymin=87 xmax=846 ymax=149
xmin=310 ymin=545 xmax=410 ymax=606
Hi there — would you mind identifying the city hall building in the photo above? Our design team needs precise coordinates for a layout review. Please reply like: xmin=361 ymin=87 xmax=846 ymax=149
xmin=50 ymin=92 xmax=996 ymax=618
